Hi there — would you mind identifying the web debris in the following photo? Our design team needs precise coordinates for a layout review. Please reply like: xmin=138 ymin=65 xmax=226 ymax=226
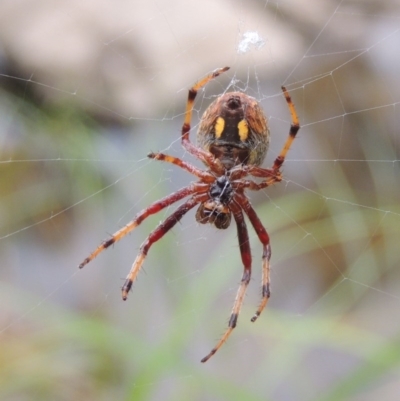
xmin=237 ymin=31 xmax=266 ymax=54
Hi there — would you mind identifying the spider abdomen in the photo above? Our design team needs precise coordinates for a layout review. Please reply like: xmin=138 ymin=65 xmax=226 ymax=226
xmin=197 ymin=92 xmax=270 ymax=169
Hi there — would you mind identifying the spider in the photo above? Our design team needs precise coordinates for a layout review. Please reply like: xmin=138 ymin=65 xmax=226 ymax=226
xmin=79 ymin=67 xmax=300 ymax=363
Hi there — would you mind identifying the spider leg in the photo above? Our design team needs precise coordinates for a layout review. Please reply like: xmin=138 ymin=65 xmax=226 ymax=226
xmin=233 ymin=174 xmax=282 ymax=192
xmin=271 ymin=86 xmax=300 ymax=172
xmin=201 ymin=202 xmax=251 ymax=363
xmin=235 ymin=193 xmax=271 ymax=322
xmin=79 ymin=184 xmax=208 ymax=269
xmin=121 ymin=193 xmax=208 ymax=300
xmin=181 ymin=67 xmax=229 ymax=174
xmin=232 ymin=86 xmax=300 ymax=192
xmin=148 ymin=152 xmax=214 ymax=182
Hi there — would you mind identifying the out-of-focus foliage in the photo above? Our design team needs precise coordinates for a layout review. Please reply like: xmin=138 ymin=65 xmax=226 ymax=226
xmin=1 ymin=0 xmax=400 ymax=400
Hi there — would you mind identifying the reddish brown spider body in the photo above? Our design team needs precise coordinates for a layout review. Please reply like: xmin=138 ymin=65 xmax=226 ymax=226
xmin=79 ymin=67 xmax=300 ymax=363
xmin=195 ymin=91 xmax=270 ymax=230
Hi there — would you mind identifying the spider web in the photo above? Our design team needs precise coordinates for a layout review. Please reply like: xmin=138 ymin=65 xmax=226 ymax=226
xmin=1 ymin=0 xmax=400 ymax=400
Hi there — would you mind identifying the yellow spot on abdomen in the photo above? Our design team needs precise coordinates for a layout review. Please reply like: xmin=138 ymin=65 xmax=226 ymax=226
xmin=238 ymin=119 xmax=249 ymax=141
xmin=214 ymin=117 xmax=225 ymax=138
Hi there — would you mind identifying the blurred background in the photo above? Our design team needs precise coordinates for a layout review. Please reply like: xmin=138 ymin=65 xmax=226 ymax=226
xmin=1 ymin=0 xmax=400 ymax=400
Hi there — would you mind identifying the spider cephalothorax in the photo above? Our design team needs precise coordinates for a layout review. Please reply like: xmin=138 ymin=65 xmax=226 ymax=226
xmin=195 ymin=175 xmax=234 ymax=229
xmin=79 ymin=67 xmax=300 ymax=363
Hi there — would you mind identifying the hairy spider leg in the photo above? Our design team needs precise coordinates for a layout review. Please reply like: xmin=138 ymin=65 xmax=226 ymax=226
xmin=201 ymin=202 xmax=251 ymax=363
xmin=181 ymin=67 xmax=230 ymax=175
xmin=121 ymin=193 xmax=209 ymax=300
xmin=148 ymin=152 xmax=215 ymax=183
xmin=271 ymin=86 xmax=300 ymax=172
xmin=233 ymin=172 xmax=282 ymax=192
xmin=235 ymin=193 xmax=271 ymax=322
xmin=78 ymin=184 xmax=208 ymax=269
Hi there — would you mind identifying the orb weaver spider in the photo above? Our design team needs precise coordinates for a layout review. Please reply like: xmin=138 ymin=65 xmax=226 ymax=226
xmin=79 ymin=67 xmax=300 ymax=363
